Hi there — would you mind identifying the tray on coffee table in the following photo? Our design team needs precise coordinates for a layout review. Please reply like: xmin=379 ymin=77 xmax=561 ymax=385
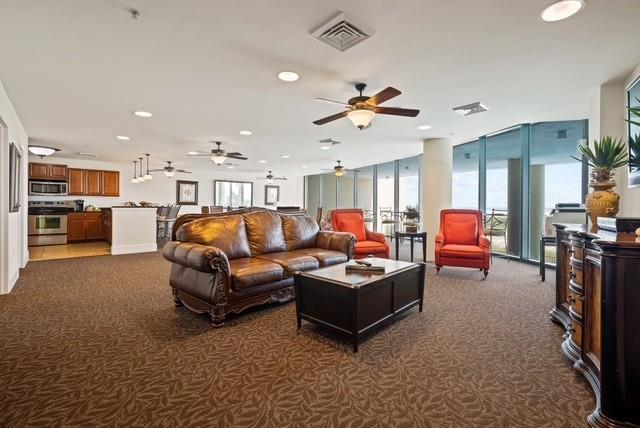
xmin=294 ymin=258 xmax=425 ymax=352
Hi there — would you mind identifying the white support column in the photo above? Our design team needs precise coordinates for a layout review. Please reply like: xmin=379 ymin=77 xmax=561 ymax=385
xmin=422 ymin=138 xmax=453 ymax=262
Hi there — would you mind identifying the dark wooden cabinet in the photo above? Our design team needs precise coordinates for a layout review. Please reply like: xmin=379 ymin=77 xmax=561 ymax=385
xmin=67 ymin=214 xmax=84 ymax=242
xmin=85 ymin=170 xmax=102 ymax=196
xmin=68 ymin=168 xmax=86 ymax=195
xmin=29 ymin=162 xmax=67 ymax=181
xmin=552 ymin=224 xmax=640 ymax=427
xmin=101 ymin=171 xmax=119 ymax=196
xmin=67 ymin=212 xmax=103 ymax=242
xmin=101 ymin=210 xmax=112 ymax=244
xmin=68 ymin=168 xmax=119 ymax=197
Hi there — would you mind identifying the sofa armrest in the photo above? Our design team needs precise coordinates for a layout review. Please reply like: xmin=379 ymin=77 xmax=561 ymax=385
xmin=316 ymin=231 xmax=356 ymax=259
xmin=479 ymin=236 xmax=491 ymax=249
xmin=435 ymin=234 xmax=444 ymax=244
xmin=366 ymin=230 xmax=387 ymax=244
xmin=163 ymin=241 xmax=230 ymax=274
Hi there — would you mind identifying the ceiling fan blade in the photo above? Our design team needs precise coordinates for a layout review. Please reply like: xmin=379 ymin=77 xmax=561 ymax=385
xmin=226 ymin=154 xmax=248 ymax=160
xmin=226 ymin=152 xmax=243 ymax=156
xmin=314 ymin=98 xmax=350 ymax=106
xmin=148 ymin=169 xmax=166 ymax=172
xmin=275 ymin=177 xmax=287 ymax=181
xmin=187 ymin=152 xmax=211 ymax=156
xmin=313 ymin=111 xmax=348 ymax=125
xmin=176 ymin=170 xmax=192 ymax=173
xmin=367 ymin=87 xmax=401 ymax=106
xmin=374 ymin=107 xmax=420 ymax=117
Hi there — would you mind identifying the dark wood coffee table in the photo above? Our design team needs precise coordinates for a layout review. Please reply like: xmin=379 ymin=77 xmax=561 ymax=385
xmin=294 ymin=258 xmax=425 ymax=352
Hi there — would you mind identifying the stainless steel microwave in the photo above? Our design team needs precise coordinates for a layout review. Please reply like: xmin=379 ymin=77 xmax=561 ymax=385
xmin=28 ymin=180 xmax=68 ymax=196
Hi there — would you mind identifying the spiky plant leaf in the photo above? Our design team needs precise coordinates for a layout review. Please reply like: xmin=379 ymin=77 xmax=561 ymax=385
xmin=630 ymin=134 xmax=640 ymax=170
xmin=571 ymin=136 xmax=628 ymax=183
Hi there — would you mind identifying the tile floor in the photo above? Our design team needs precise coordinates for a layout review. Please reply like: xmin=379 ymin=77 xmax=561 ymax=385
xmin=29 ymin=242 xmax=111 ymax=261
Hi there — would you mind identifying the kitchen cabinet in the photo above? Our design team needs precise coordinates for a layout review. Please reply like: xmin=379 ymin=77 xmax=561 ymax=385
xmin=29 ymin=162 xmax=67 ymax=181
xmin=67 ymin=212 xmax=103 ymax=242
xmin=68 ymin=168 xmax=119 ymax=197
xmin=85 ymin=170 xmax=102 ymax=196
xmin=101 ymin=171 xmax=120 ymax=197
xmin=68 ymin=169 xmax=86 ymax=195
xmin=102 ymin=210 xmax=112 ymax=244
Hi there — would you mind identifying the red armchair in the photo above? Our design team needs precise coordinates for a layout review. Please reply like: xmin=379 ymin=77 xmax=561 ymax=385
xmin=435 ymin=209 xmax=491 ymax=278
xmin=331 ymin=209 xmax=390 ymax=259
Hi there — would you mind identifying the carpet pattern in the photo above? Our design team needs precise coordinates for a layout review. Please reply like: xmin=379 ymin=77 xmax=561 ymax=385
xmin=0 ymin=252 xmax=594 ymax=427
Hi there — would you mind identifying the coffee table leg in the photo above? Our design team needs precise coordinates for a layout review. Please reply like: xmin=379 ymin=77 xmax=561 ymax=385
xmin=395 ymin=232 xmax=399 ymax=260
xmin=422 ymin=234 xmax=427 ymax=262
xmin=353 ymin=335 xmax=359 ymax=352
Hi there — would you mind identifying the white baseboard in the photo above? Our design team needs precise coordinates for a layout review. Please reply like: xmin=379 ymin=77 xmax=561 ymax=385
xmin=111 ymin=243 xmax=158 ymax=255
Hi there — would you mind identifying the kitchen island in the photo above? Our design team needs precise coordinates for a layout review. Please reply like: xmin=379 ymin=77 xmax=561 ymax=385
xmin=110 ymin=207 xmax=157 ymax=255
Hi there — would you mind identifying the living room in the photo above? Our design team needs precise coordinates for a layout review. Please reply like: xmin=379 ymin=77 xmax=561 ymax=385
xmin=1 ymin=1 xmax=640 ymax=426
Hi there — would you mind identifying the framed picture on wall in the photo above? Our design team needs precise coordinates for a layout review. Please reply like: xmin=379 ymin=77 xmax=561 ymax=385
xmin=264 ymin=185 xmax=279 ymax=206
xmin=627 ymin=76 xmax=640 ymax=188
xmin=176 ymin=180 xmax=198 ymax=205
xmin=8 ymin=142 xmax=22 ymax=213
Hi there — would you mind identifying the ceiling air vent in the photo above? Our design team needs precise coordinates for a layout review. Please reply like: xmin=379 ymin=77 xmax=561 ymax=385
xmin=311 ymin=12 xmax=374 ymax=52
xmin=452 ymin=102 xmax=490 ymax=116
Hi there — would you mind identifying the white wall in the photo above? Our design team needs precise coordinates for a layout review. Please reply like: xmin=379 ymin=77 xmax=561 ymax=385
xmin=588 ymin=64 xmax=640 ymax=217
xmin=28 ymin=156 xmax=304 ymax=214
xmin=0 ymin=80 xmax=29 ymax=294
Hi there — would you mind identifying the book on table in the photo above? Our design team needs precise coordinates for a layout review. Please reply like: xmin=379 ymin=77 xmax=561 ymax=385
xmin=345 ymin=261 xmax=385 ymax=274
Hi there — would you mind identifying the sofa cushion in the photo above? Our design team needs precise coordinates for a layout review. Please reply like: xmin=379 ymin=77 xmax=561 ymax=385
xmin=243 ymin=211 xmax=287 ymax=256
xmin=445 ymin=221 xmax=478 ymax=246
xmin=337 ymin=219 xmax=366 ymax=241
xmin=440 ymin=244 xmax=484 ymax=259
xmin=281 ymin=215 xmax=319 ymax=250
xmin=175 ymin=214 xmax=251 ymax=260
xmin=292 ymin=248 xmax=348 ymax=267
xmin=355 ymin=240 xmax=388 ymax=254
xmin=229 ymin=258 xmax=284 ymax=290
xmin=256 ymin=252 xmax=319 ymax=277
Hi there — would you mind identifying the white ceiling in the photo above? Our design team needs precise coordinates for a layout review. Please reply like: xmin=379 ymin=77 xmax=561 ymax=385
xmin=1 ymin=0 xmax=639 ymax=176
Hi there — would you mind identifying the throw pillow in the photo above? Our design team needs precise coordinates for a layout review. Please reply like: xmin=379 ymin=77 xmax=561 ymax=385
xmin=446 ymin=221 xmax=477 ymax=245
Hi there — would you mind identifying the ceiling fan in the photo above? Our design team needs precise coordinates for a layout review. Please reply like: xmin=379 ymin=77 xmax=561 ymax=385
xmin=256 ymin=170 xmax=287 ymax=184
xmin=187 ymin=141 xmax=248 ymax=165
xmin=313 ymin=83 xmax=420 ymax=130
xmin=321 ymin=160 xmax=358 ymax=177
xmin=149 ymin=161 xmax=192 ymax=178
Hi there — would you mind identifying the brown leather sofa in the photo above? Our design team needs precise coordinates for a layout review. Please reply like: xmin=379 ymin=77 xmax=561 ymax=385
xmin=163 ymin=208 xmax=355 ymax=326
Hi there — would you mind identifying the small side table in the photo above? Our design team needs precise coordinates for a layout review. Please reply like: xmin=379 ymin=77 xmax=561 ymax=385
xmin=395 ymin=231 xmax=427 ymax=262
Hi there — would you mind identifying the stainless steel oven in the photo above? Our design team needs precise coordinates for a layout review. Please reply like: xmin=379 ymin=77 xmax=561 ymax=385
xmin=29 ymin=180 xmax=68 ymax=196
xmin=28 ymin=201 xmax=73 ymax=246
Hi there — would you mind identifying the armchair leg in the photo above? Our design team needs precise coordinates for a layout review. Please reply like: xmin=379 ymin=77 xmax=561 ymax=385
xmin=483 ymin=269 xmax=489 ymax=280
xmin=436 ymin=266 xmax=441 ymax=275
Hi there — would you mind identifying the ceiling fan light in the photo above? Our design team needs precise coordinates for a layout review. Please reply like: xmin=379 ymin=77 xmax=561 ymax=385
xmin=131 ymin=177 xmax=139 ymax=184
xmin=211 ymin=154 xmax=226 ymax=165
xmin=540 ymin=0 xmax=584 ymax=22
xmin=347 ymin=109 xmax=375 ymax=130
xmin=267 ymin=178 xmax=274 ymax=184
xmin=164 ymin=170 xmax=176 ymax=178
xmin=28 ymin=145 xmax=59 ymax=157
xmin=144 ymin=174 xmax=153 ymax=180
xmin=335 ymin=169 xmax=345 ymax=177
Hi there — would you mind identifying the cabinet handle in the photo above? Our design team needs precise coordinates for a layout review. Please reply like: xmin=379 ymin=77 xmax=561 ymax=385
xmin=568 ymin=272 xmax=576 ymax=280
xmin=568 ymin=295 xmax=575 ymax=304
xmin=568 ymin=249 xmax=575 ymax=256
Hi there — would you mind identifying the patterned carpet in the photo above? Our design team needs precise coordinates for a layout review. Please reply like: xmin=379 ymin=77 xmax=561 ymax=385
xmin=0 ymin=252 xmax=594 ymax=427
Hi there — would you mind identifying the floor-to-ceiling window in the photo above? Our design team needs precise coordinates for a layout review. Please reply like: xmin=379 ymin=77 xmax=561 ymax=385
xmin=486 ymin=127 xmax=522 ymax=257
xmin=337 ymin=171 xmax=355 ymax=208
xmin=356 ymin=166 xmax=375 ymax=229
xmin=321 ymin=173 xmax=336 ymax=212
xmin=398 ymin=156 xmax=421 ymax=213
xmin=306 ymin=174 xmax=321 ymax=217
xmin=452 ymin=141 xmax=479 ymax=209
xmin=528 ymin=121 xmax=587 ymax=262
xmin=376 ymin=161 xmax=396 ymax=235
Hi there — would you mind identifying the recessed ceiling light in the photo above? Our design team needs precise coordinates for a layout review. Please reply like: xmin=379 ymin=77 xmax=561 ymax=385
xmin=540 ymin=0 xmax=585 ymax=22
xmin=116 ymin=135 xmax=130 ymax=141
xmin=133 ymin=111 xmax=152 ymax=118
xmin=239 ymin=130 xmax=252 ymax=136
xmin=281 ymin=155 xmax=291 ymax=159
xmin=277 ymin=71 xmax=300 ymax=82
xmin=258 ymin=160 xmax=267 ymax=164
xmin=300 ymin=165 xmax=308 ymax=168
xmin=320 ymin=146 xmax=331 ymax=150
xmin=187 ymin=151 xmax=199 ymax=155
xmin=227 ymin=165 xmax=235 ymax=169
xmin=417 ymin=125 xmax=432 ymax=130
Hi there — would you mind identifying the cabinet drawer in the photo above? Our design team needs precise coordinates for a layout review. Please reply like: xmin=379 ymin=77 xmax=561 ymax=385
xmin=569 ymin=265 xmax=583 ymax=287
xmin=568 ymin=292 xmax=583 ymax=319
xmin=570 ymin=320 xmax=582 ymax=348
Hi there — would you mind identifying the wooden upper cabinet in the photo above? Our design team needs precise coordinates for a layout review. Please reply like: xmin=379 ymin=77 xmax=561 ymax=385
xmin=85 ymin=170 xmax=102 ymax=196
xmin=101 ymin=171 xmax=120 ymax=196
xmin=68 ymin=168 xmax=86 ymax=196
xmin=29 ymin=162 xmax=67 ymax=180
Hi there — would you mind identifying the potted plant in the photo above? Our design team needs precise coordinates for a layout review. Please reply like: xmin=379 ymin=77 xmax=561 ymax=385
xmin=403 ymin=206 xmax=420 ymax=232
xmin=572 ymin=137 xmax=628 ymax=225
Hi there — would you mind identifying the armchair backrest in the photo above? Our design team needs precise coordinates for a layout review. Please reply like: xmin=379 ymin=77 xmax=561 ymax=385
xmin=331 ymin=209 xmax=367 ymax=241
xmin=439 ymin=209 xmax=484 ymax=246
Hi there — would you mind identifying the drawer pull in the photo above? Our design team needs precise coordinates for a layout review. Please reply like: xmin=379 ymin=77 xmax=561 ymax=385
xmin=568 ymin=295 xmax=576 ymax=304
xmin=568 ymin=272 xmax=576 ymax=280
